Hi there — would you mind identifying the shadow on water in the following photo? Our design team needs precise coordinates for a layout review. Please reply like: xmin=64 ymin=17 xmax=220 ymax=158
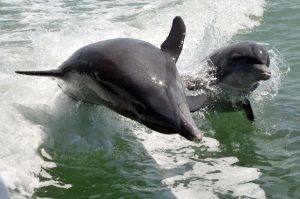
xmin=15 ymin=94 xmax=177 ymax=199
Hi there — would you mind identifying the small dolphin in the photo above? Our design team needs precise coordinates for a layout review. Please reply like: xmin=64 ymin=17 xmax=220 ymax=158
xmin=183 ymin=42 xmax=271 ymax=121
xmin=16 ymin=17 xmax=203 ymax=141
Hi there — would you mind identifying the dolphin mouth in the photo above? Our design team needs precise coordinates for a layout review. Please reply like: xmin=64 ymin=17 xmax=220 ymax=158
xmin=253 ymin=64 xmax=271 ymax=80
xmin=178 ymin=113 xmax=203 ymax=142
xmin=179 ymin=127 xmax=203 ymax=142
xmin=260 ymin=71 xmax=271 ymax=80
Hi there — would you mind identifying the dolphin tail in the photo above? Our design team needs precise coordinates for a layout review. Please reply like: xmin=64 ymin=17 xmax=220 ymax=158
xmin=15 ymin=69 xmax=64 ymax=77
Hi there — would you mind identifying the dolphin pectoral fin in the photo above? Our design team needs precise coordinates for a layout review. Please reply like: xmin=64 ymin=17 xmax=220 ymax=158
xmin=15 ymin=69 xmax=64 ymax=77
xmin=186 ymin=94 xmax=207 ymax=112
xmin=242 ymin=99 xmax=255 ymax=121
xmin=161 ymin=16 xmax=186 ymax=62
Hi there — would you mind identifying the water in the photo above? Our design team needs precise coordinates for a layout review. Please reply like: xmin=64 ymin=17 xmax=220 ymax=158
xmin=0 ymin=0 xmax=298 ymax=198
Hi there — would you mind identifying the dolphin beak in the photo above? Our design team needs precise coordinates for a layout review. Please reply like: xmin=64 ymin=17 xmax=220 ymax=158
xmin=145 ymin=86 xmax=203 ymax=142
xmin=253 ymin=64 xmax=271 ymax=80
xmin=260 ymin=70 xmax=271 ymax=80
xmin=176 ymin=104 xmax=203 ymax=142
xmin=179 ymin=122 xmax=203 ymax=142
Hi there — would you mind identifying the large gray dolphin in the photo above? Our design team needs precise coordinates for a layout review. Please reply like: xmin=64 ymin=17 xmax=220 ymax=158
xmin=15 ymin=17 xmax=203 ymax=141
xmin=183 ymin=42 xmax=271 ymax=121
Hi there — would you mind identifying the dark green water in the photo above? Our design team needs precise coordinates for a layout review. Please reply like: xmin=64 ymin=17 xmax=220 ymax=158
xmin=0 ymin=0 xmax=299 ymax=198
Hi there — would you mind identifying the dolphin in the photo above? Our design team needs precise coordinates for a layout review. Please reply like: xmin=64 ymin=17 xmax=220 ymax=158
xmin=183 ymin=42 xmax=271 ymax=121
xmin=15 ymin=17 xmax=203 ymax=141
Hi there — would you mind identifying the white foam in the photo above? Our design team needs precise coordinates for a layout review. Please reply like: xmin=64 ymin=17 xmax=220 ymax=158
xmin=134 ymin=129 xmax=265 ymax=198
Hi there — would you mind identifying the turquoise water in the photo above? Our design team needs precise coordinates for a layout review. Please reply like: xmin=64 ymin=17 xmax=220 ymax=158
xmin=0 ymin=0 xmax=299 ymax=198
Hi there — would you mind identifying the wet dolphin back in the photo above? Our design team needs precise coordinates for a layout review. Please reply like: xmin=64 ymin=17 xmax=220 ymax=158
xmin=59 ymin=38 xmax=176 ymax=104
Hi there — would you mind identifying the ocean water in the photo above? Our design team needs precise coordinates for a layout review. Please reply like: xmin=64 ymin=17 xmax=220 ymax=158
xmin=0 ymin=0 xmax=299 ymax=198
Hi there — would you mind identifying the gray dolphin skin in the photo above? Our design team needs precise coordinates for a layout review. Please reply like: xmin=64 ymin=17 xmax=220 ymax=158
xmin=15 ymin=17 xmax=203 ymax=141
xmin=184 ymin=42 xmax=271 ymax=121
xmin=0 ymin=176 xmax=10 ymax=199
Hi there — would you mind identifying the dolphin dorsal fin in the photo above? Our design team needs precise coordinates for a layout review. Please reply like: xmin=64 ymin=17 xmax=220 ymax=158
xmin=161 ymin=16 xmax=186 ymax=62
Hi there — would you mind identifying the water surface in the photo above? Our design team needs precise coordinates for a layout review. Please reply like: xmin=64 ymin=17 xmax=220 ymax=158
xmin=0 ymin=0 xmax=299 ymax=198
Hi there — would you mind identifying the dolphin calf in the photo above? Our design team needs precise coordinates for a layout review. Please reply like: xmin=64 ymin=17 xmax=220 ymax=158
xmin=183 ymin=42 xmax=271 ymax=121
xmin=16 ymin=17 xmax=203 ymax=141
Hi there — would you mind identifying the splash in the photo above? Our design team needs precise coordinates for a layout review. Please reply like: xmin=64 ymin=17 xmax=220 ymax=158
xmin=251 ymin=45 xmax=290 ymax=103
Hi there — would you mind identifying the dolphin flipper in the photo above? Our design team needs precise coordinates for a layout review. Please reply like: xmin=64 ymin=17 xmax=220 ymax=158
xmin=186 ymin=94 xmax=207 ymax=112
xmin=161 ymin=16 xmax=186 ymax=62
xmin=242 ymin=99 xmax=255 ymax=121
